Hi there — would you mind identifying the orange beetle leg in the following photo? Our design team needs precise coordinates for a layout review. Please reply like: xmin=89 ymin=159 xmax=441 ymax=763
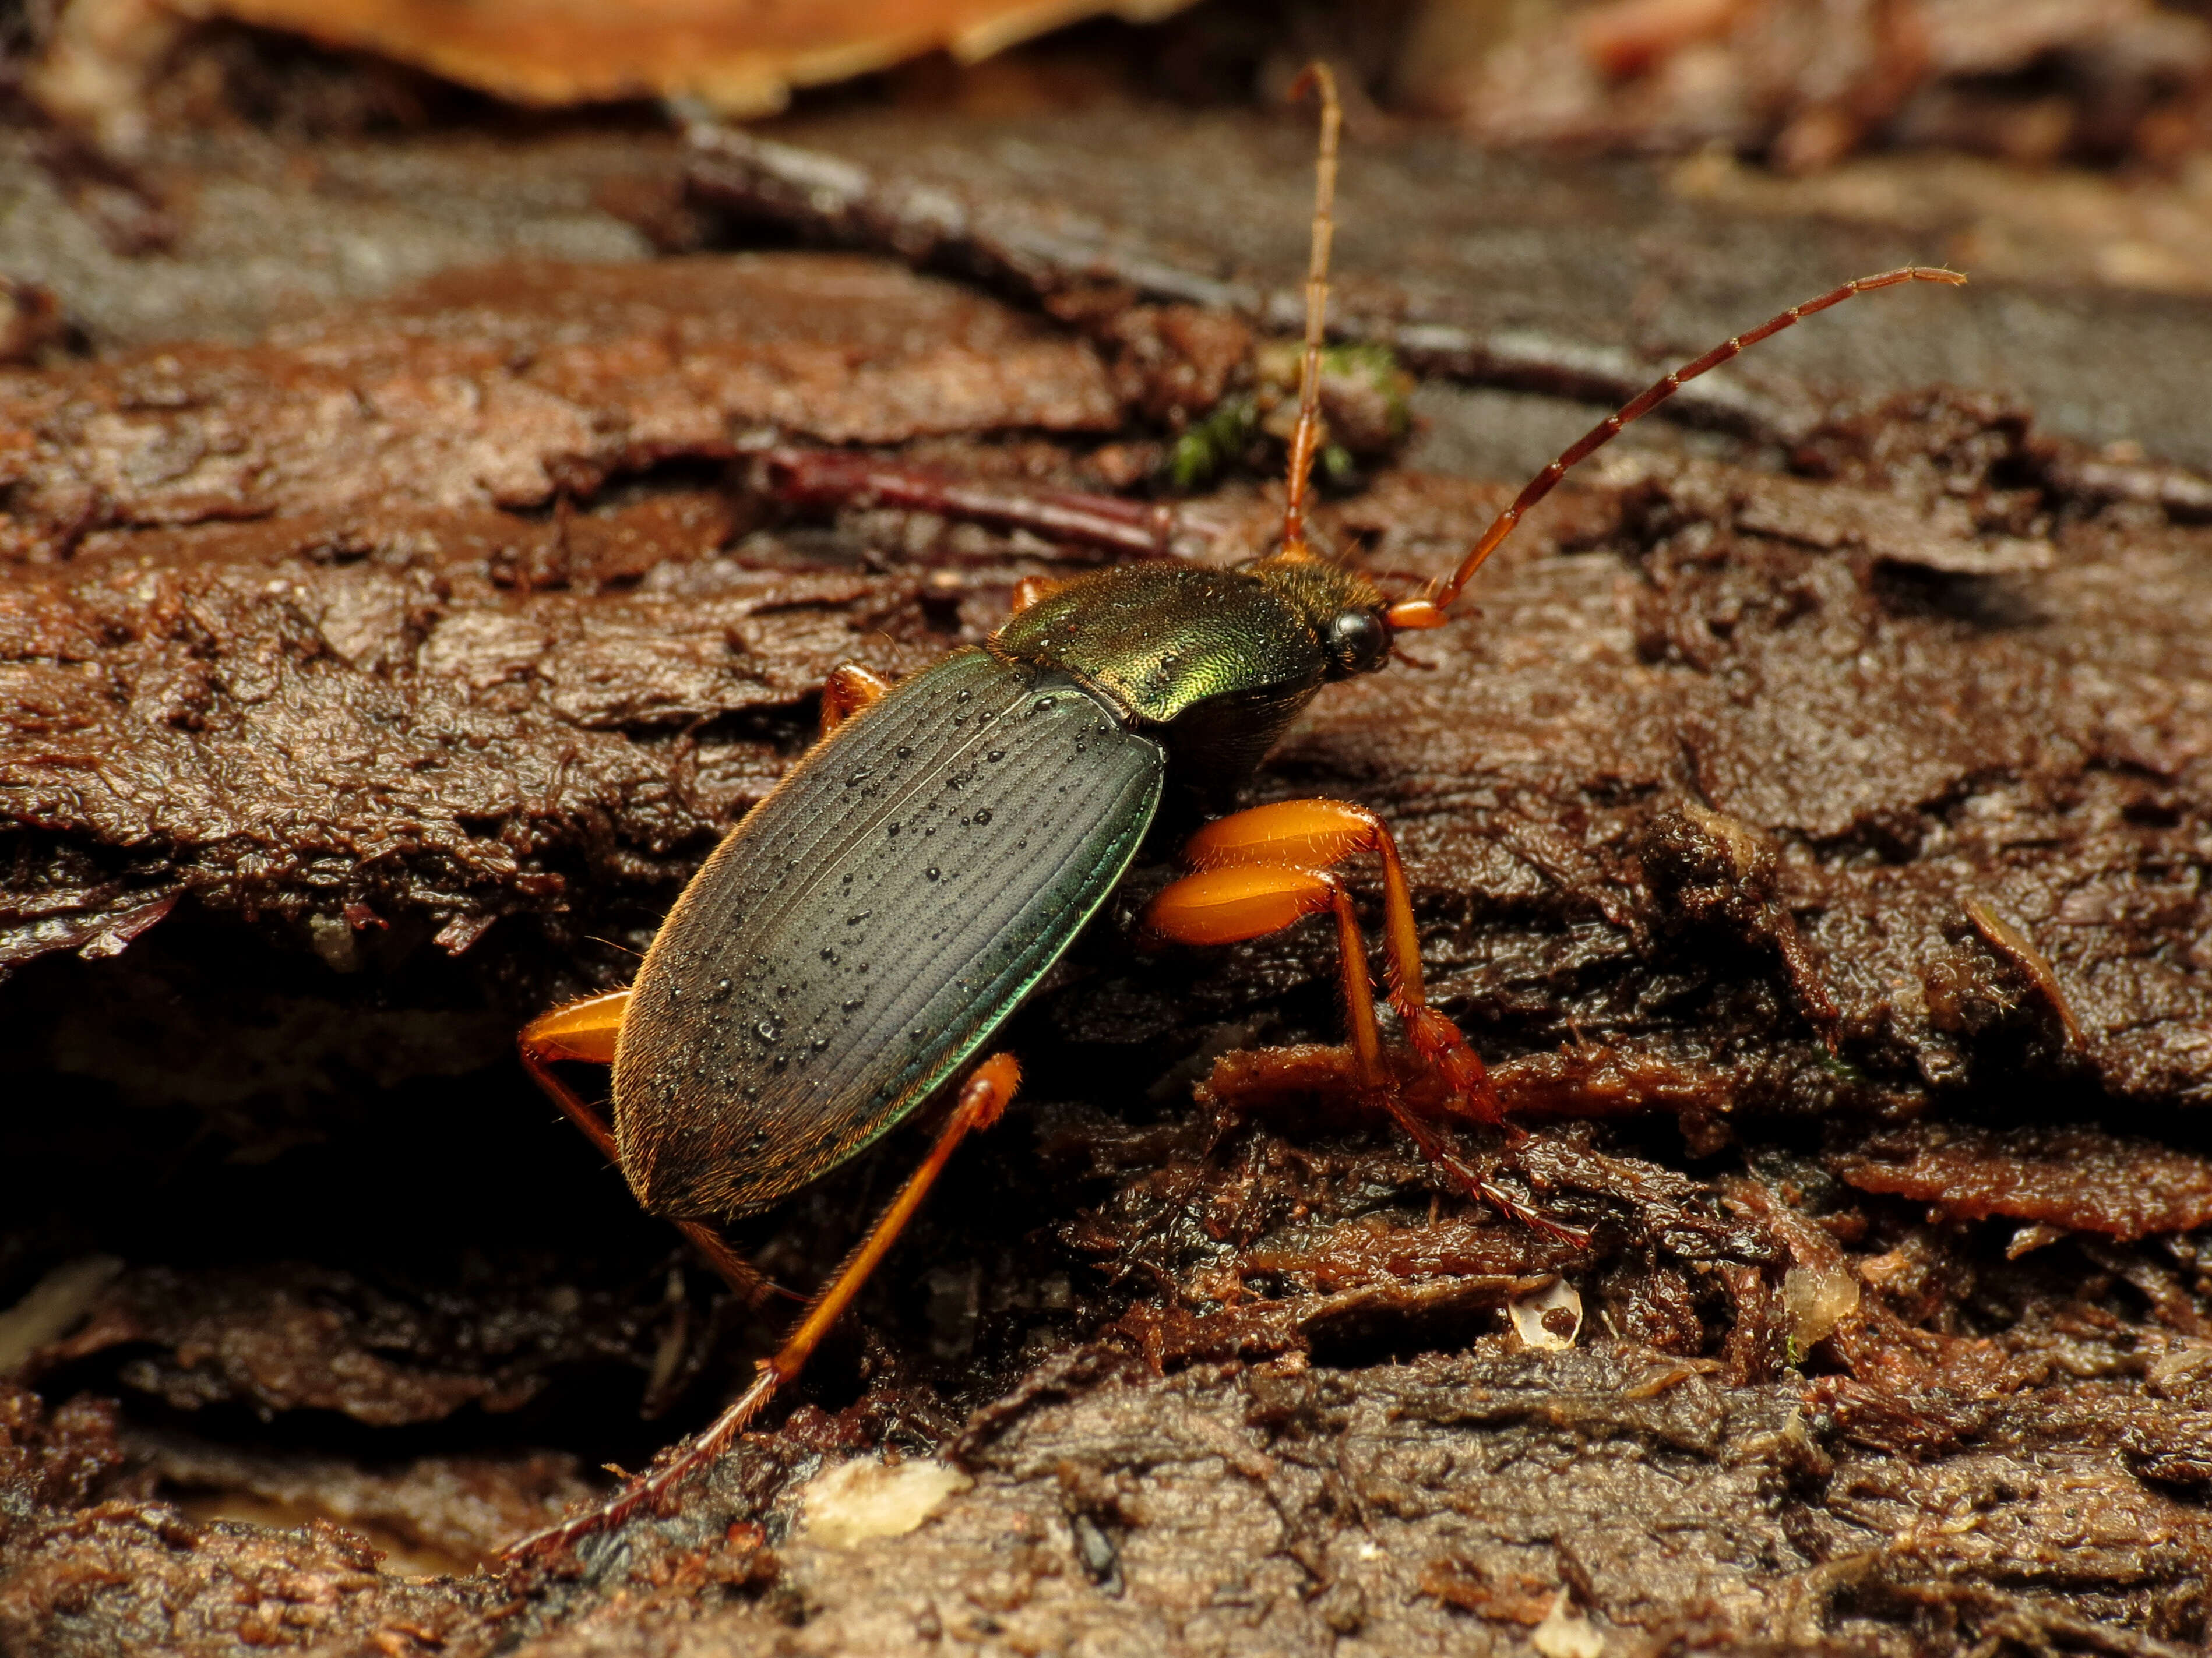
xmin=1142 ymin=860 xmax=1332 ymax=947
xmin=820 ymin=662 xmax=895 ymax=737
xmin=1143 ymin=862 xmax=1389 ymax=1099
xmin=1178 ymin=799 xmax=1504 ymax=1125
xmin=519 ymin=990 xmax=629 ymax=1159
xmin=502 ymin=1053 xmax=1022 ymax=1561
xmin=1149 ymin=862 xmax=1584 ymax=1244
xmin=519 ymin=989 xmax=780 ymax=1308
xmin=1009 ymin=574 xmax=1063 ymax=615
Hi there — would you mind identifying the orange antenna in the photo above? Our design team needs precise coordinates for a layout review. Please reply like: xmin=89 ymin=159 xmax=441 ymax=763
xmin=1278 ymin=61 xmax=1341 ymax=559
xmin=1385 ymin=266 xmax=1970 ymax=631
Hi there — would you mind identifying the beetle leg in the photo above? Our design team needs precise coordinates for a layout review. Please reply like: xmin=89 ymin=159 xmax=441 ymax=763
xmin=517 ymin=991 xmax=629 ymax=1155
xmin=1359 ymin=1089 xmax=1593 ymax=1247
xmin=1190 ymin=1026 xmax=1584 ymax=1241
xmin=1009 ymin=574 xmax=1063 ymax=615
xmin=520 ymin=993 xmax=781 ymax=1310
xmin=500 ymin=1052 xmax=1022 ymax=1562
xmin=1144 ymin=867 xmax=1590 ymax=1245
xmin=819 ymin=662 xmax=894 ymax=736
xmin=753 ymin=1052 xmax=1020 ymax=1391
xmin=1140 ymin=863 xmax=1387 ymax=1088
xmin=1172 ymin=798 xmax=1505 ymax=1125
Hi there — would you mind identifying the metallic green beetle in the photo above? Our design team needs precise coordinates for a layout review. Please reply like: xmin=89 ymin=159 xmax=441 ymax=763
xmin=505 ymin=68 xmax=1962 ymax=1557
xmin=616 ymin=558 xmax=1389 ymax=1219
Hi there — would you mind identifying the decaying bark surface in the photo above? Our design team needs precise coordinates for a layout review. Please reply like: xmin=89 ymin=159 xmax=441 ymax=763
xmin=5 ymin=102 xmax=2212 ymax=1658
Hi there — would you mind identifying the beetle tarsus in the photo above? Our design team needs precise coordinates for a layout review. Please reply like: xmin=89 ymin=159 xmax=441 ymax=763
xmin=1366 ymin=1084 xmax=1591 ymax=1244
xmin=501 ymin=1366 xmax=780 ymax=1564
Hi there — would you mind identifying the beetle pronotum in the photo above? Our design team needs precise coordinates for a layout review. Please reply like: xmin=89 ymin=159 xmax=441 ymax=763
xmin=505 ymin=68 xmax=1961 ymax=1557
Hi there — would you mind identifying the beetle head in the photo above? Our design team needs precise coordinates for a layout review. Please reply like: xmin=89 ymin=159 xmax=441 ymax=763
xmin=1243 ymin=549 xmax=1392 ymax=681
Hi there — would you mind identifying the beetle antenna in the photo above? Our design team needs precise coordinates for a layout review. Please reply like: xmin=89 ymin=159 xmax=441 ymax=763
xmin=1278 ymin=61 xmax=1340 ymax=560
xmin=1383 ymin=266 xmax=1969 ymax=630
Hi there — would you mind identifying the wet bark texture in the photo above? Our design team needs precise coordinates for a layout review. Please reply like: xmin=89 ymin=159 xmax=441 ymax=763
xmin=5 ymin=97 xmax=2212 ymax=1657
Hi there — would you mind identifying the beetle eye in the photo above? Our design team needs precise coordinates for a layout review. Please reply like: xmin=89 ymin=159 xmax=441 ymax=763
xmin=1325 ymin=609 xmax=1390 ymax=676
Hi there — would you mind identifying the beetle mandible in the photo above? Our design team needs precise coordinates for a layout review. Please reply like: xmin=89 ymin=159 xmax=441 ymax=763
xmin=505 ymin=67 xmax=1963 ymax=1557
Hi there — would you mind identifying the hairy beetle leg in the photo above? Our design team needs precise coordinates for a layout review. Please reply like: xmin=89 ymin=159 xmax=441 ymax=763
xmin=520 ymin=993 xmax=783 ymax=1310
xmin=819 ymin=662 xmax=894 ymax=736
xmin=1152 ymin=798 xmax=1505 ymax=1124
xmin=500 ymin=1053 xmax=1022 ymax=1563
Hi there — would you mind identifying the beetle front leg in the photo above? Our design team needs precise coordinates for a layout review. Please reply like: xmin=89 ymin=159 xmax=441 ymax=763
xmin=520 ymin=993 xmax=781 ymax=1310
xmin=1009 ymin=574 xmax=1063 ymax=615
xmin=819 ymin=663 xmax=894 ymax=736
xmin=1174 ymin=799 xmax=1505 ymax=1125
xmin=502 ymin=1052 xmax=1022 ymax=1561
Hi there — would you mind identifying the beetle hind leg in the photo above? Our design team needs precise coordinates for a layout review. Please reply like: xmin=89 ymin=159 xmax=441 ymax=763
xmin=501 ymin=1053 xmax=1023 ymax=1561
xmin=520 ymin=992 xmax=783 ymax=1310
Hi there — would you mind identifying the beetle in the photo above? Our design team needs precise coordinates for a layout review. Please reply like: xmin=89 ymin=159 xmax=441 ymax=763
xmin=503 ymin=68 xmax=1962 ymax=1557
